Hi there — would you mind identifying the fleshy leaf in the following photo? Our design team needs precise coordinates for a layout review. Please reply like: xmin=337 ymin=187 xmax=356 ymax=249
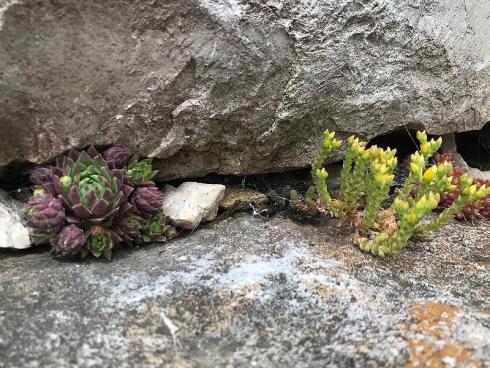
xmin=86 ymin=146 xmax=100 ymax=159
xmin=84 ymin=191 xmax=97 ymax=208
xmin=92 ymin=199 xmax=110 ymax=217
xmin=68 ymin=185 xmax=81 ymax=205
xmin=72 ymin=204 xmax=92 ymax=219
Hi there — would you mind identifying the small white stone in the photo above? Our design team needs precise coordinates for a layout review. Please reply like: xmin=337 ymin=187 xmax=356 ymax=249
xmin=162 ymin=182 xmax=226 ymax=229
xmin=0 ymin=190 xmax=31 ymax=249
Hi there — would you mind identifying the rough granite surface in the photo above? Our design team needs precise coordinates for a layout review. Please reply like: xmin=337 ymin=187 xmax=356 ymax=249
xmin=0 ymin=0 xmax=489 ymax=179
xmin=0 ymin=213 xmax=489 ymax=367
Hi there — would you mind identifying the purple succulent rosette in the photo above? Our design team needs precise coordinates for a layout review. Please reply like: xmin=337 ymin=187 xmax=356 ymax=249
xmin=131 ymin=186 xmax=163 ymax=218
xmin=46 ymin=147 xmax=133 ymax=224
xmin=25 ymin=145 xmax=174 ymax=260
xmin=53 ymin=224 xmax=86 ymax=256
xmin=25 ymin=192 xmax=65 ymax=244
xmin=26 ymin=192 xmax=65 ymax=230
xmin=103 ymin=146 xmax=131 ymax=169
xmin=114 ymin=214 xmax=145 ymax=242
xmin=30 ymin=167 xmax=54 ymax=186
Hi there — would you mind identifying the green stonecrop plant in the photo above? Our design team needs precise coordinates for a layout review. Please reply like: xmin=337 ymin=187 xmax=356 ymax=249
xmin=312 ymin=130 xmax=490 ymax=257
xmin=414 ymin=172 xmax=487 ymax=233
xmin=362 ymin=152 xmax=397 ymax=229
xmin=311 ymin=130 xmax=342 ymax=205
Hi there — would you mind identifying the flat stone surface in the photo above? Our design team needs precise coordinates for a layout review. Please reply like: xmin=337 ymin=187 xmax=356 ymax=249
xmin=0 ymin=213 xmax=489 ymax=367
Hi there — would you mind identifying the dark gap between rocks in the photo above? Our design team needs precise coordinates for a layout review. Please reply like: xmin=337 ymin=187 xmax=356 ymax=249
xmin=3 ymin=125 xmax=489 ymax=206
xmin=0 ymin=161 xmax=35 ymax=198
xmin=456 ymin=121 xmax=490 ymax=171
xmin=164 ymin=129 xmax=445 ymax=198
xmin=165 ymin=168 xmax=314 ymax=199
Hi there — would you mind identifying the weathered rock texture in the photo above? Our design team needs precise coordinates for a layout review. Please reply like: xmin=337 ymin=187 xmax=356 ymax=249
xmin=1 ymin=0 xmax=489 ymax=179
xmin=0 ymin=189 xmax=31 ymax=249
xmin=0 ymin=214 xmax=489 ymax=367
xmin=219 ymin=186 xmax=269 ymax=213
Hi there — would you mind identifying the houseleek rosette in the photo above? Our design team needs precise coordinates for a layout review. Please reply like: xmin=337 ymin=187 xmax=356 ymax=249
xmin=125 ymin=156 xmax=158 ymax=186
xmin=31 ymin=167 xmax=54 ymax=186
xmin=53 ymin=150 xmax=133 ymax=224
xmin=131 ymin=186 xmax=163 ymax=218
xmin=114 ymin=214 xmax=145 ymax=242
xmin=143 ymin=212 xmax=177 ymax=243
xmin=83 ymin=226 xmax=115 ymax=259
xmin=103 ymin=146 xmax=131 ymax=169
xmin=26 ymin=191 xmax=65 ymax=230
xmin=25 ymin=191 xmax=65 ymax=244
xmin=53 ymin=224 xmax=86 ymax=256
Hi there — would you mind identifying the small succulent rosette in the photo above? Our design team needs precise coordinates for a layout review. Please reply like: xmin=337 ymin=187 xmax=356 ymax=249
xmin=25 ymin=146 xmax=177 ymax=260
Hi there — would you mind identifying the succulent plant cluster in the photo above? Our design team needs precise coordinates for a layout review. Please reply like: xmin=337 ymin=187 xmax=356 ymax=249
xmin=311 ymin=130 xmax=490 ymax=257
xmin=25 ymin=146 xmax=176 ymax=259
xmin=436 ymin=152 xmax=490 ymax=220
xmin=312 ymin=131 xmax=399 ymax=221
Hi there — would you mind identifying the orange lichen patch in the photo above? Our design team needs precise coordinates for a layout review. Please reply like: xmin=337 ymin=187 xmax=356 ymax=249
xmin=411 ymin=303 xmax=461 ymax=333
xmin=404 ymin=303 xmax=482 ymax=368
xmin=406 ymin=340 xmax=481 ymax=368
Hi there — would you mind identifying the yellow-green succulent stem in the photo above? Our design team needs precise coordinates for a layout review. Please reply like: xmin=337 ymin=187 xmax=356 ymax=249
xmin=314 ymin=171 xmax=332 ymax=203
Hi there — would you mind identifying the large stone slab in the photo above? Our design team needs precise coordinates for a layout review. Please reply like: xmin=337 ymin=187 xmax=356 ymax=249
xmin=0 ymin=0 xmax=489 ymax=179
xmin=0 ymin=189 xmax=31 ymax=249
xmin=0 ymin=213 xmax=489 ymax=367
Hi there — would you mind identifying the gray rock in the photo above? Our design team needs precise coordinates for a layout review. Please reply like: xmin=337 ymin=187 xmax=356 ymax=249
xmin=0 ymin=0 xmax=489 ymax=179
xmin=162 ymin=182 xmax=225 ymax=229
xmin=468 ymin=167 xmax=490 ymax=181
xmin=0 ymin=189 xmax=31 ymax=249
xmin=441 ymin=133 xmax=471 ymax=171
xmin=0 ymin=213 xmax=489 ymax=367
